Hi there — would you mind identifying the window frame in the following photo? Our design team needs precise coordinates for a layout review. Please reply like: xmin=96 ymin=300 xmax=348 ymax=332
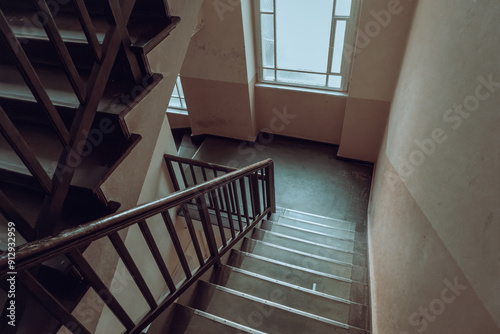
xmin=167 ymin=75 xmax=188 ymax=114
xmin=254 ymin=0 xmax=360 ymax=93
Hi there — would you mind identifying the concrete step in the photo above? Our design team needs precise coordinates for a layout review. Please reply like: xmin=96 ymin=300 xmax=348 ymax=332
xmin=251 ymin=228 xmax=367 ymax=267
xmin=241 ymin=238 xmax=367 ymax=281
xmin=279 ymin=208 xmax=359 ymax=230
xmin=165 ymin=304 xmax=263 ymax=334
xmin=228 ymin=250 xmax=369 ymax=304
xmin=260 ymin=220 xmax=366 ymax=254
xmin=268 ymin=216 xmax=357 ymax=238
xmin=210 ymin=265 xmax=370 ymax=330
xmin=183 ymin=280 xmax=363 ymax=334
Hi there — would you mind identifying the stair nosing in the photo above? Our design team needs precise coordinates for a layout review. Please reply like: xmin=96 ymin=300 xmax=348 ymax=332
xmin=223 ymin=264 xmax=357 ymax=306
xmin=206 ymin=282 xmax=351 ymax=330
xmin=234 ymin=250 xmax=356 ymax=284
xmin=191 ymin=307 xmax=267 ymax=334
xmin=253 ymin=227 xmax=360 ymax=255
xmin=262 ymin=220 xmax=361 ymax=244
xmin=268 ymin=215 xmax=355 ymax=232
xmin=245 ymin=237 xmax=356 ymax=268
xmin=283 ymin=208 xmax=359 ymax=224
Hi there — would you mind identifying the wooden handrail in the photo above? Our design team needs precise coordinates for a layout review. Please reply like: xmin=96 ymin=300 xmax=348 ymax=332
xmin=0 ymin=158 xmax=273 ymax=274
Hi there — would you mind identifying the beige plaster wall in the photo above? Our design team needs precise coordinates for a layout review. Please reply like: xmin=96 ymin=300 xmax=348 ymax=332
xmin=369 ymin=0 xmax=500 ymax=332
xmin=181 ymin=0 xmax=258 ymax=140
xmin=338 ymin=0 xmax=418 ymax=162
xmin=255 ymin=85 xmax=347 ymax=144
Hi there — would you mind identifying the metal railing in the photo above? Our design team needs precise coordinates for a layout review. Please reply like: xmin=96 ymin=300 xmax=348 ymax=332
xmin=0 ymin=158 xmax=275 ymax=333
xmin=0 ymin=0 xmax=177 ymax=238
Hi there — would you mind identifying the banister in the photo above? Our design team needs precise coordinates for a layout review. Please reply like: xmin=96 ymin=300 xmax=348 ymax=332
xmin=0 ymin=158 xmax=273 ymax=275
xmin=164 ymin=153 xmax=238 ymax=173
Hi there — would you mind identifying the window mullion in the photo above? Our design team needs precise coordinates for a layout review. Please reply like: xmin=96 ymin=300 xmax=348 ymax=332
xmin=326 ymin=0 xmax=338 ymax=87
xmin=273 ymin=0 xmax=277 ymax=80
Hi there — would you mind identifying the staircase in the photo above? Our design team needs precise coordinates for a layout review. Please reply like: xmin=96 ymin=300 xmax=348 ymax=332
xmin=0 ymin=0 xmax=179 ymax=241
xmin=151 ymin=207 xmax=369 ymax=334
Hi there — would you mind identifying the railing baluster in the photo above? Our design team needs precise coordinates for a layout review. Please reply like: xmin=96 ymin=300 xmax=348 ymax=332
xmin=66 ymin=250 xmax=135 ymax=331
xmin=19 ymin=271 xmax=91 ymax=334
xmin=213 ymin=169 xmax=226 ymax=212
xmin=209 ymin=189 xmax=227 ymax=247
xmin=222 ymin=185 xmax=236 ymax=239
xmin=251 ymin=172 xmax=261 ymax=216
xmin=0 ymin=10 xmax=70 ymax=146
xmin=179 ymin=205 xmax=205 ymax=267
xmin=195 ymin=195 xmax=219 ymax=260
xmin=248 ymin=175 xmax=257 ymax=219
xmin=138 ymin=221 xmax=176 ymax=293
xmin=33 ymin=0 xmax=88 ymax=104
xmin=189 ymin=164 xmax=198 ymax=185
xmin=73 ymin=0 xmax=103 ymax=62
xmin=266 ymin=166 xmax=276 ymax=214
xmin=164 ymin=156 xmax=181 ymax=191
xmin=108 ymin=232 xmax=157 ymax=310
xmin=261 ymin=168 xmax=267 ymax=211
xmin=231 ymin=181 xmax=243 ymax=232
xmin=178 ymin=162 xmax=189 ymax=189
xmin=201 ymin=167 xmax=215 ymax=208
xmin=239 ymin=178 xmax=251 ymax=226
xmin=161 ymin=211 xmax=192 ymax=279
xmin=0 ymin=106 xmax=53 ymax=193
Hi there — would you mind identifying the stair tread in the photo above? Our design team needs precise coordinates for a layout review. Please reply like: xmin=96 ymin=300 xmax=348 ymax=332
xmin=211 ymin=265 xmax=367 ymax=327
xmin=280 ymin=208 xmax=360 ymax=228
xmin=5 ymin=7 xmax=179 ymax=52
xmin=186 ymin=280 xmax=352 ymax=334
xmin=0 ymin=63 xmax=148 ymax=115
xmin=260 ymin=220 xmax=366 ymax=254
xmin=169 ymin=304 xmax=265 ymax=334
xmin=242 ymin=238 xmax=358 ymax=280
xmin=265 ymin=218 xmax=357 ymax=240
xmin=0 ymin=121 xmax=141 ymax=191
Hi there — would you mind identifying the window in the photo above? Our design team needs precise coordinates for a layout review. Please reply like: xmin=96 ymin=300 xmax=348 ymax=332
xmin=256 ymin=0 xmax=358 ymax=92
xmin=167 ymin=75 xmax=188 ymax=113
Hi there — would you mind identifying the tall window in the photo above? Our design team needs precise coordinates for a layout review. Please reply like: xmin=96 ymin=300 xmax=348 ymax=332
xmin=167 ymin=75 xmax=188 ymax=113
xmin=256 ymin=0 xmax=358 ymax=92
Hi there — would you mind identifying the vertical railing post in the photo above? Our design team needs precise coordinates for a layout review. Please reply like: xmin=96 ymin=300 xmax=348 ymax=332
xmin=266 ymin=164 xmax=276 ymax=217
xmin=251 ymin=172 xmax=261 ymax=216
xmin=195 ymin=195 xmax=219 ymax=265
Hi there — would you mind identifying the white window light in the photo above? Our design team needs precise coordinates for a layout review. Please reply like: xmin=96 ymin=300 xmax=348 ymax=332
xmin=255 ymin=0 xmax=359 ymax=92
xmin=167 ymin=75 xmax=188 ymax=114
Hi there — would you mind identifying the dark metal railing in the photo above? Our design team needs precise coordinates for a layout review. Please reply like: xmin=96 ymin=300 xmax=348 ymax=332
xmin=0 ymin=0 xmax=173 ymax=239
xmin=0 ymin=158 xmax=275 ymax=334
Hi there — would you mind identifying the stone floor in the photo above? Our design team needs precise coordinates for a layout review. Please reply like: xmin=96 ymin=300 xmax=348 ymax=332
xmin=184 ymin=134 xmax=373 ymax=224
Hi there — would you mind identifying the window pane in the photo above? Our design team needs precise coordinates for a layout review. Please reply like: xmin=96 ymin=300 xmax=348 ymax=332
xmin=335 ymin=0 xmax=352 ymax=16
xmin=180 ymin=98 xmax=187 ymax=109
xmin=169 ymin=97 xmax=182 ymax=108
xmin=331 ymin=20 xmax=347 ymax=73
xmin=261 ymin=14 xmax=275 ymax=68
xmin=276 ymin=0 xmax=333 ymax=73
xmin=328 ymin=75 xmax=342 ymax=89
xmin=171 ymin=83 xmax=179 ymax=98
xmin=277 ymin=71 xmax=326 ymax=87
xmin=176 ymin=77 xmax=185 ymax=98
xmin=263 ymin=69 xmax=276 ymax=81
xmin=260 ymin=0 xmax=274 ymax=12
